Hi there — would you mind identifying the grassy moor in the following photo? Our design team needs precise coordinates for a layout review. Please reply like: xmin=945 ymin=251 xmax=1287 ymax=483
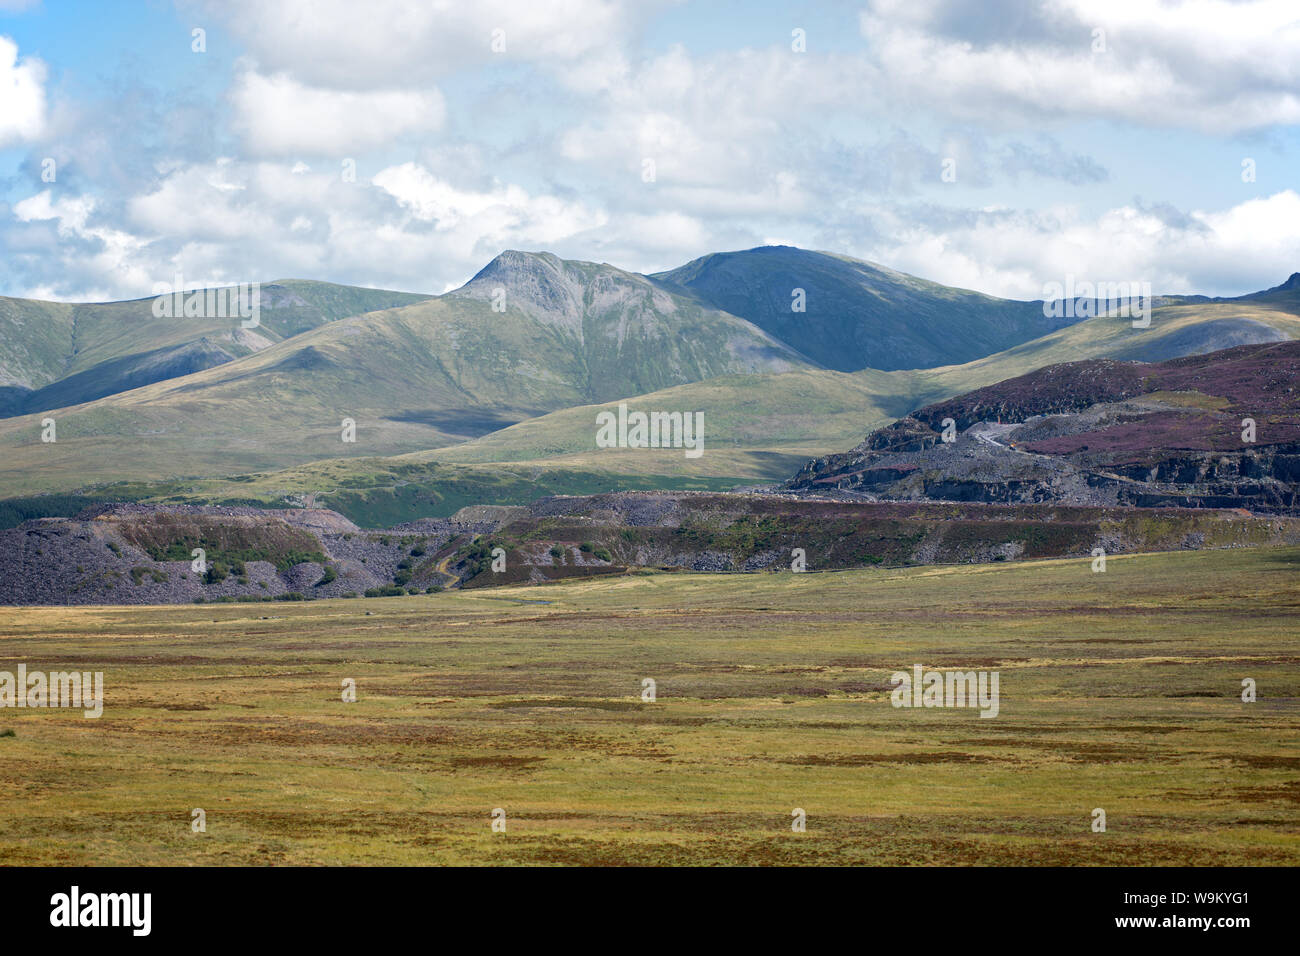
xmin=2 ymin=546 xmax=1295 ymax=866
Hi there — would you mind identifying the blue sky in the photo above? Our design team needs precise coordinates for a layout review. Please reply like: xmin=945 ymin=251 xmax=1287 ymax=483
xmin=2 ymin=0 xmax=1299 ymax=302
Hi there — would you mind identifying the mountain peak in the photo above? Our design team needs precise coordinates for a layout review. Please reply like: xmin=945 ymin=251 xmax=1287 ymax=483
xmin=1247 ymin=271 xmax=1300 ymax=298
xmin=452 ymin=249 xmax=673 ymax=337
xmin=650 ymin=245 xmax=1057 ymax=372
xmin=472 ymin=249 xmax=564 ymax=277
xmin=451 ymin=251 xmax=584 ymax=333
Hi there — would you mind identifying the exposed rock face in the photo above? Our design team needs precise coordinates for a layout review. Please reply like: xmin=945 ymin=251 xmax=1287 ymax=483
xmin=4 ymin=490 xmax=1299 ymax=603
xmin=454 ymin=250 xmax=589 ymax=335
xmin=0 ymin=504 xmax=496 ymax=606
xmin=448 ymin=490 xmax=1300 ymax=589
xmin=789 ymin=341 xmax=1300 ymax=514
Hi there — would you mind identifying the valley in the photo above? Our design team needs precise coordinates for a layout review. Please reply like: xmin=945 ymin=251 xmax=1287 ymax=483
xmin=0 ymin=249 xmax=1296 ymax=874
xmin=6 ymin=0 xmax=1297 ymax=887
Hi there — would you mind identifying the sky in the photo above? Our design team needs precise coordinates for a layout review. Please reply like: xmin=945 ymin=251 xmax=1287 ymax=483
xmin=1 ymin=0 xmax=1299 ymax=302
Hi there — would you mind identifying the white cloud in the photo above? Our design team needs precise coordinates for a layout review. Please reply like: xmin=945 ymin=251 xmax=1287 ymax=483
xmin=0 ymin=35 xmax=46 ymax=146
xmin=14 ymin=190 xmax=91 ymax=232
xmin=4 ymin=2 xmax=1300 ymax=304
xmin=7 ymin=158 xmax=608 ymax=299
xmin=12 ymin=190 xmax=151 ymax=299
xmin=10 ymin=157 xmax=1300 ymax=305
xmin=128 ymin=159 xmax=275 ymax=241
xmin=201 ymin=0 xmax=639 ymax=90
xmin=859 ymin=0 xmax=1300 ymax=132
xmin=625 ymin=210 xmax=709 ymax=250
xmin=231 ymin=70 xmax=445 ymax=156
xmin=558 ymin=44 xmax=875 ymax=201
xmin=862 ymin=191 xmax=1300 ymax=299
xmin=373 ymin=161 xmax=606 ymax=244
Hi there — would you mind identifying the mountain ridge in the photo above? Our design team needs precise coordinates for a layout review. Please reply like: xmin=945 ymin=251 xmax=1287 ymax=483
xmin=0 ymin=279 xmax=433 ymax=417
xmin=650 ymin=245 xmax=1075 ymax=372
xmin=0 ymin=248 xmax=1297 ymax=507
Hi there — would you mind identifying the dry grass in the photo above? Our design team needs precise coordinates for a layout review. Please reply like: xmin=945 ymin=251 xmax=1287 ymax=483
xmin=0 ymin=546 xmax=1297 ymax=865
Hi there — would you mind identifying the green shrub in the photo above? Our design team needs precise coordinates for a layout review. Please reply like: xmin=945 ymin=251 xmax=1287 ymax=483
xmin=130 ymin=566 xmax=168 ymax=585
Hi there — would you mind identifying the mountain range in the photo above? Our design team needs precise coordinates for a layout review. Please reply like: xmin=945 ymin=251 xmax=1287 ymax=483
xmin=0 ymin=247 xmax=1297 ymax=526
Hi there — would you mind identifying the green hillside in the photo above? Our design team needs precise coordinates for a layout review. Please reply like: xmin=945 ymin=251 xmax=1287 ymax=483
xmin=0 ymin=279 xmax=431 ymax=416
xmin=2 ymin=253 xmax=1297 ymax=524
xmin=36 ymin=288 xmax=1297 ymax=527
xmin=923 ymin=298 xmax=1300 ymax=391
xmin=419 ymin=294 xmax=1300 ymax=478
xmin=0 ymin=254 xmax=813 ymax=495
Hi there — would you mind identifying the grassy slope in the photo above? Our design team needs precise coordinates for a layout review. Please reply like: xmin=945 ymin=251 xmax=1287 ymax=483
xmin=922 ymin=299 xmax=1300 ymax=395
xmin=15 ymin=367 xmax=913 ymax=524
xmin=0 ymin=262 xmax=813 ymax=495
xmin=0 ymin=545 xmax=1295 ymax=865
xmin=425 ymin=366 xmax=922 ymax=472
xmin=0 ymin=296 xmax=74 ymax=394
xmin=99 ymin=461 xmax=742 ymax=530
xmin=0 ymin=280 xmax=431 ymax=415
xmin=409 ymin=298 xmax=1300 ymax=482
xmin=54 ymin=280 xmax=431 ymax=379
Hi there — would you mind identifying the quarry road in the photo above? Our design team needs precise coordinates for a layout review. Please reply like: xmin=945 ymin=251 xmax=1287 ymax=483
xmin=969 ymin=421 xmax=1020 ymax=449
xmin=432 ymin=554 xmax=461 ymax=588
